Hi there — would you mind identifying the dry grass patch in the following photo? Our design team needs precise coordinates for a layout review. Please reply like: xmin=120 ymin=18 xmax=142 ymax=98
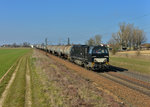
xmin=30 ymin=49 xmax=124 ymax=107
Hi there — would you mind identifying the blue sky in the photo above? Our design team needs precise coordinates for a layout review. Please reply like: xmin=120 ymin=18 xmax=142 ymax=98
xmin=0 ymin=0 xmax=150 ymax=45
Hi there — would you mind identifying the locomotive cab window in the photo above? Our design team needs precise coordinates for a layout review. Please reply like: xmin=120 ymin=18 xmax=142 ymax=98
xmin=89 ymin=47 xmax=94 ymax=54
xmin=92 ymin=47 xmax=108 ymax=54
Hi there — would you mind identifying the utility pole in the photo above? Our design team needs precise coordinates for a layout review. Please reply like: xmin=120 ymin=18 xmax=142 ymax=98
xmin=58 ymin=38 xmax=61 ymax=45
xmin=45 ymin=38 xmax=48 ymax=55
xmin=68 ymin=37 xmax=70 ymax=45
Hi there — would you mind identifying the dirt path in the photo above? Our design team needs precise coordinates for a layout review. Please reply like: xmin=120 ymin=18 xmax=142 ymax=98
xmin=25 ymin=59 xmax=32 ymax=107
xmin=0 ymin=58 xmax=22 ymax=107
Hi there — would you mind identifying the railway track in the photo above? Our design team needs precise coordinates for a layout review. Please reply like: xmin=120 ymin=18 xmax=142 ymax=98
xmin=42 ymin=49 xmax=150 ymax=96
xmin=99 ymin=72 xmax=150 ymax=97
xmin=109 ymin=65 xmax=150 ymax=83
xmin=118 ymin=71 xmax=150 ymax=83
xmin=87 ymin=65 xmax=150 ymax=97
xmin=38 ymin=49 xmax=150 ymax=107
xmin=41 ymin=49 xmax=150 ymax=96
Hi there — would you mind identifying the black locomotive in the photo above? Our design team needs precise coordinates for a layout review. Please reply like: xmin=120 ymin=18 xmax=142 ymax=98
xmin=70 ymin=45 xmax=109 ymax=70
xmin=36 ymin=44 xmax=109 ymax=70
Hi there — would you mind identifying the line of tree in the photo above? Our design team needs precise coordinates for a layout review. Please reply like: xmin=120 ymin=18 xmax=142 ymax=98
xmin=108 ymin=22 xmax=147 ymax=51
xmin=85 ymin=35 xmax=102 ymax=46
xmin=1 ymin=42 xmax=31 ymax=48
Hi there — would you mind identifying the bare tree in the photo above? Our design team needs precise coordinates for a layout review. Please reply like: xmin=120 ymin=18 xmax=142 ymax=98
xmin=118 ymin=23 xmax=134 ymax=50
xmin=136 ymin=29 xmax=146 ymax=49
xmin=94 ymin=35 xmax=102 ymax=45
xmin=108 ymin=33 xmax=121 ymax=54
xmin=86 ymin=35 xmax=102 ymax=46
xmin=23 ymin=42 xmax=30 ymax=47
xmin=132 ymin=28 xmax=146 ymax=49
xmin=86 ymin=38 xmax=95 ymax=46
xmin=109 ymin=22 xmax=146 ymax=50
xmin=12 ymin=43 xmax=17 ymax=47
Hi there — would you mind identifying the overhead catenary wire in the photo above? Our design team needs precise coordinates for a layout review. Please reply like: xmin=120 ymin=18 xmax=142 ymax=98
xmin=100 ymin=13 xmax=150 ymax=36
xmin=129 ymin=13 xmax=150 ymax=21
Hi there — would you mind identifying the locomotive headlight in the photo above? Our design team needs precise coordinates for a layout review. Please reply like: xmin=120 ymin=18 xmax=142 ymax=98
xmin=92 ymin=62 xmax=95 ymax=67
xmin=94 ymin=58 xmax=107 ymax=63
xmin=100 ymin=44 xmax=104 ymax=46
xmin=104 ymin=56 xmax=109 ymax=57
xmin=106 ymin=62 xmax=109 ymax=65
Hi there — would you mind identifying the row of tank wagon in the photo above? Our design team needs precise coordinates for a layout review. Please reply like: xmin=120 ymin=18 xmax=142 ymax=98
xmin=36 ymin=44 xmax=110 ymax=70
xmin=36 ymin=45 xmax=73 ymax=59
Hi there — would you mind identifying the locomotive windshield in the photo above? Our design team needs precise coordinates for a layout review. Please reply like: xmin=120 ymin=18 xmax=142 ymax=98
xmin=93 ymin=47 xmax=108 ymax=54
xmin=89 ymin=46 xmax=108 ymax=54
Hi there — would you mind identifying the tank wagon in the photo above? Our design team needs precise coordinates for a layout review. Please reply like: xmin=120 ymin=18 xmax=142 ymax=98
xmin=36 ymin=44 xmax=109 ymax=70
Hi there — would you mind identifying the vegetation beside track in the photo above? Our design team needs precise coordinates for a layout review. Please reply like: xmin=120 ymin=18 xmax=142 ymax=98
xmin=30 ymin=49 xmax=123 ymax=107
xmin=110 ymin=55 xmax=150 ymax=74
xmin=30 ymin=61 xmax=64 ymax=107
xmin=0 ymin=48 xmax=31 ymax=78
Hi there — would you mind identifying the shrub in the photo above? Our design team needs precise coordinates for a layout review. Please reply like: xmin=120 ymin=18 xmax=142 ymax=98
xmin=112 ymin=48 xmax=118 ymax=55
xmin=136 ymin=50 xmax=141 ymax=56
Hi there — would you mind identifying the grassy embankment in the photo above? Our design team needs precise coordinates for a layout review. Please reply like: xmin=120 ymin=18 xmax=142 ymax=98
xmin=29 ymin=53 xmax=64 ymax=107
xmin=28 ymin=50 xmax=122 ymax=107
xmin=110 ymin=51 xmax=150 ymax=74
xmin=0 ymin=48 xmax=31 ymax=99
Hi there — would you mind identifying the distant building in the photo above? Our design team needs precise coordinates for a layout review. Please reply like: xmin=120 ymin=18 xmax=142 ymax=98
xmin=30 ymin=45 xmax=34 ymax=48
xmin=1 ymin=44 xmax=12 ymax=47
xmin=140 ymin=43 xmax=150 ymax=50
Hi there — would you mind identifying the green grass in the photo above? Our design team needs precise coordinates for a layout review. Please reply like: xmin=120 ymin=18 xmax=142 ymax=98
xmin=0 ymin=59 xmax=19 ymax=97
xmin=30 ymin=63 xmax=48 ymax=107
xmin=110 ymin=56 xmax=150 ymax=74
xmin=3 ymin=54 xmax=29 ymax=107
xmin=0 ymin=48 xmax=31 ymax=78
xmin=0 ymin=48 xmax=31 ymax=106
xmin=30 ymin=56 xmax=65 ymax=107
xmin=29 ymin=57 xmax=45 ymax=107
xmin=29 ymin=58 xmax=60 ymax=107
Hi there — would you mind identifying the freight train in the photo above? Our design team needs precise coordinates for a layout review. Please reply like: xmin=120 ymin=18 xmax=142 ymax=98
xmin=36 ymin=44 xmax=109 ymax=70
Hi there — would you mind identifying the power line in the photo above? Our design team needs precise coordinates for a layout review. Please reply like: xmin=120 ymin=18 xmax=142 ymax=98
xmin=140 ymin=24 xmax=150 ymax=29
xmin=99 ymin=13 xmax=150 ymax=36
xmin=129 ymin=13 xmax=150 ymax=21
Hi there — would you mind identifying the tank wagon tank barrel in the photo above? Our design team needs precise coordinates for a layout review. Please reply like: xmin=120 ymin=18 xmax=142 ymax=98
xmin=35 ymin=44 xmax=109 ymax=70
